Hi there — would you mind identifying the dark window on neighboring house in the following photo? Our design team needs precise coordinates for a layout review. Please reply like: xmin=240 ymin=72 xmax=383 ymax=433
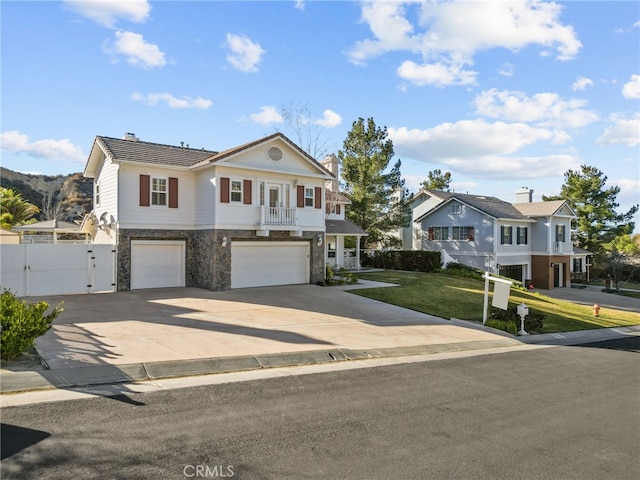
xmin=556 ymin=225 xmax=566 ymax=242
xmin=573 ymin=258 xmax=582 ymax=272
xmin=428 ymin=227 xmax=452 ymax=241
xmin=516 ymin=226 xmax=528 ymax=245
xmin=452 ymin=226 xmax=474 ymax=241
xmin=501 ymin=226 xmax=513 ymax=245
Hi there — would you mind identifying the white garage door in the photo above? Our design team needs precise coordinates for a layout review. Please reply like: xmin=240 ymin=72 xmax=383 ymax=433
xmin=231 ymin=241 xmax=310 ymax=289
xmin=131 ymin=240 xmax=185 ymax=289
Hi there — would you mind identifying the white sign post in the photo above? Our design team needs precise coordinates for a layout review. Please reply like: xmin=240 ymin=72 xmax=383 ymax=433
xmin=482 ymin=272 xmax=513 ymax=325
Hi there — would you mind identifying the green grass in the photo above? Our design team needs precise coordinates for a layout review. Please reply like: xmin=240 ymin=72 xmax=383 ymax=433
xmin=352 ymin=270 xmax=640 ymax=334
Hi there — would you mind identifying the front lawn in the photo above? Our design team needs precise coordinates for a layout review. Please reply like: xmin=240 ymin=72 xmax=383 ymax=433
xmin=351 ymin=270 xmax=640 ymax=334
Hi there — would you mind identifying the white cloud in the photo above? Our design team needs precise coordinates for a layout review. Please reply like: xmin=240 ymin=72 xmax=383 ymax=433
xmin=473 ymin=89 xmax=599 ymax=128
xmin=597 ymin=113 xmax=640 ymax=147
xmin=63 ymin=0 xmax=151 ymax=28
xmin=131 ymin=92 xmax=212 ymax=109
xmin=0 ymin=131 xmax=85 ymax=163
xmin=498 ymin=63 xmax=515 ymax=77
xmin=250 ymin=106 xmax=283 ymax=125
xmin=294 ymin=1 xmax=305 ymax=11
xmin=103 ymin=30 xmax=166 ymax=68
xmin=347 ymin=0 xmax=581 ymax=87
xmin=225 ymin=33 xmax=265 ymax=73
xmin=314 ymin=109 xmax=342 ymax=128
xmin=388 ymin=120 xmax=578 ymax=179
xmin=572 ymin=76 xmax=593 ymax=91
xmin=397 ymin=60 xmax=477 ymax=87
xmin=622 ymin=74 xmax=640 ymax=99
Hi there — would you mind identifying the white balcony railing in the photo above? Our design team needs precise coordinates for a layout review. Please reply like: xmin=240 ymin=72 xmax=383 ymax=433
xmin=261 ymin=206 xmax=296 ymax=226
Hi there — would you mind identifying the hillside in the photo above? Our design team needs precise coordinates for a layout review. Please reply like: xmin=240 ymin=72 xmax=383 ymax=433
xmin=0 ymin=167 xmax=93 ymax=223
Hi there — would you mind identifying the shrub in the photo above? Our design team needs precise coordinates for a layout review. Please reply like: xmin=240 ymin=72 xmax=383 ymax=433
xmin=489 ymin=304 xmax=545 ymax=333
xmin=1 ymin=289 xmax=63 ymax=361
xmin=362 ymin=250 xmax=441 ymax=272
xmin=485 ymin=319 xmax=517 ymax=335
xmin=443 ymin=262 xmax=483 ymax=280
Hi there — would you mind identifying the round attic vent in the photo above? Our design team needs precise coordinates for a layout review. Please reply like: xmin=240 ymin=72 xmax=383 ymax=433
xmin=267 ymin=146 xmax=283 ymax=162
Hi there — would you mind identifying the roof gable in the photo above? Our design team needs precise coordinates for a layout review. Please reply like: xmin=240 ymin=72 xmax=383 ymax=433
xmin=192 ymin=133 xmax=333 ymax=178
xmin=416 ymin=192 xmax=531 ymax=223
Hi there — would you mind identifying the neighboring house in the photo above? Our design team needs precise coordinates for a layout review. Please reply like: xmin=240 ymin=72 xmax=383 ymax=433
xmin=413 ymin=188 xmax=589 ymax=289
xmin=0 ymin=228 xmax=20 ymax=245
xmin=83 ymin=132 xmax=334 ymax=291
xmin=320 ymin=154 xmax=368 ymax=270
xmin=12 ymin=219 xmax=89 ymax=244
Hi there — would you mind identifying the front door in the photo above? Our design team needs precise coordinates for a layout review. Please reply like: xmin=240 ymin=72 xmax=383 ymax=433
xmin=269 ymin=185 xmax=281 ymax=208
xmin=553 ymin=263 xmax=561 ymax=287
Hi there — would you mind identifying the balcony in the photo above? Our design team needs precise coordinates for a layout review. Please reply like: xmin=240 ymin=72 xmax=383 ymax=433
xmin=260 ymin=206 xmax=296 ymax=226
xmin=552 ymin=241 xmax=573 ymax=254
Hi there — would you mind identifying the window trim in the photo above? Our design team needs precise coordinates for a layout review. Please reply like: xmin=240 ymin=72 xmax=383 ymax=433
xmin=500 ymin=225 xmax=513 ymax=245
xmin=555 ymin=224 xmax=566 ymax=243
xmin=450 ymin=204 xmax=462 ymax=214
xmin=516 ymin=226 xmax=528 ymax=245
xmin=230 ymin=179 xmax=243 ymax=203
xmin=95 ymin=183 xmax=100 ymax=207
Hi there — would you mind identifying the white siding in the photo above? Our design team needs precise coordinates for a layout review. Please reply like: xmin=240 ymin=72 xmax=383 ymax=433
xmin=118 ymin=164 xmax=197 ymax=229
xmin=93 ymin=159 xmax=119 ymax=244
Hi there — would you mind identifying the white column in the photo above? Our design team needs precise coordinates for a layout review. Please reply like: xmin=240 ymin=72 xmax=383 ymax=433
xmin=356 ymin=235 xmax=361 ymax=270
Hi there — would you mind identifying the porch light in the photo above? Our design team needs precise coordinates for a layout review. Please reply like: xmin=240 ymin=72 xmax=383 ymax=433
xmin=316 ymin=234 xmax=323 ymax=247
xmin=221 ymin=236 xmax=228 ymax=247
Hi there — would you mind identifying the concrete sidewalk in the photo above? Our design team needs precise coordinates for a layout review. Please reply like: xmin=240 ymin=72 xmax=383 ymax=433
xmin=1 ymin=281 xmax=638 ymax=394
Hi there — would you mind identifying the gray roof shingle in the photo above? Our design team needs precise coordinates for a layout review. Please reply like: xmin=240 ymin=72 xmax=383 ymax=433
xmin=326 ymin=219 xmax=368 ymax=236
xmin=424 ymin=190 xmax=531 ymax=220
xmin=97 ymin=136 xmax=217 ymax=167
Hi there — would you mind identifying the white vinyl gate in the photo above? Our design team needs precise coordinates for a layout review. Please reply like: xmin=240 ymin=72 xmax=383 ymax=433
xmin=0 ymin=244 xmax=116 ymax=297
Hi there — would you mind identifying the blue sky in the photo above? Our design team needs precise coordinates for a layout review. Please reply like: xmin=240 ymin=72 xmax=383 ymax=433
xmin=2 ymin=0 xmax=639 ymax=227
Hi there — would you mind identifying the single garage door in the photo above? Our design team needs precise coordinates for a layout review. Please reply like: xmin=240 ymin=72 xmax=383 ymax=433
xmin=231 ymin=241 xmax=310 ymax=289
xmin=131 ymin=240 xmax=185 ymax=289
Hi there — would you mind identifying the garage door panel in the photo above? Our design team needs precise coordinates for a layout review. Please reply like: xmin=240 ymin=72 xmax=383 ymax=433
xmin=231 ymin=241 xmax=309 ymax=289
xmin=131 ymin=241 xmax=185 ymax=289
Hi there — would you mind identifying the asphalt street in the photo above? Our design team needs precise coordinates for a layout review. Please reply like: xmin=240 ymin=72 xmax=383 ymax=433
xmin=2 ymin=337 xmax=639 ymax=480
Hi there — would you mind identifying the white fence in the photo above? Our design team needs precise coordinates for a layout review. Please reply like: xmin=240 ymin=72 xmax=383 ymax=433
xmin=0 ymin=244 xmax=116 ymax=297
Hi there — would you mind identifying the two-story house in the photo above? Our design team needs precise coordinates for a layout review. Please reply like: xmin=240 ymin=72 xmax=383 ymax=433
xmin=413 ymin=188 xmax=589 ymax=289
xmin=83 ymin=132 xmax=333 ymax=291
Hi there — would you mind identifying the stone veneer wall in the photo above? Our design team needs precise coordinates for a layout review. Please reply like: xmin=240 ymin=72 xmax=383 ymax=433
xmin=117 ymin=228 xmax=324 ymax=291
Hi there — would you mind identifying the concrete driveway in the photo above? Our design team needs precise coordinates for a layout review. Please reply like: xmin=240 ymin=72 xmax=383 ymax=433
xmin=32 ymin=282 xmax=510 ymax=370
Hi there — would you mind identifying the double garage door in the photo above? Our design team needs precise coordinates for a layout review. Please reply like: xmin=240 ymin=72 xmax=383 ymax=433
xmin=130 ymin=240 xmax=309 ymax=290
xmin=231 ymin=241 xmax=310 ymax=289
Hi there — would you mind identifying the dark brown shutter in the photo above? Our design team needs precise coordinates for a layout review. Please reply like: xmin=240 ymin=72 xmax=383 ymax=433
xmin=297 ymin=185 xmax=305 ymax=208
xmin=336 ymin=204 xmax=341 ymax=215
xmin=314 ymin=187 xmax=322 ymax=209
xmin=427 ymin=227 xmax=434 ymax=241
xmin=168 ymin=177 xmax=178 ymax=208
xmin=139 ymin=174 xmax=150 ymax=206
xmin=220 ymin=177 xmax=230 ymax=203
xmin=467 ymin=226 xmax=474 ymax=241
xmin=243 ymin=180 xmax=252 ymax=204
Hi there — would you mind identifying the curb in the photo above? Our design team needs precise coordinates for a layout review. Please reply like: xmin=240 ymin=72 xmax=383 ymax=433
xmin=2 ymin=326 xmax=637 ymax=395
xmin=1 ymin=338 xmax=520 ymax=395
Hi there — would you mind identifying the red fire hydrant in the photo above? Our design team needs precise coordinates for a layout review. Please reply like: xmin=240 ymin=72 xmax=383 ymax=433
xmin=592 ymin=304 xmax=600 ymax=317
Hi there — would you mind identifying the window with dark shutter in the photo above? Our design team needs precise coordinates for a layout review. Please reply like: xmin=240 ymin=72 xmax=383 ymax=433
xmin=220 ymin=177 xmax=230 ymax=203
xmin=168 ymin=177 xmax=178 ymax=208
xmin=297 ymin=185 xmax=305 ymax=208
xmin=314 ymin=187 xmax=322 ymax=209
xmin=139 ymin=174 xmax=150 ymax=206
xmin=427 ymin=227 xmax=434 ymax=241
xmin=466 ymin=226 xmax=474 ymax=241
xmin=336 ymin=204 xmax=341 ymax=215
